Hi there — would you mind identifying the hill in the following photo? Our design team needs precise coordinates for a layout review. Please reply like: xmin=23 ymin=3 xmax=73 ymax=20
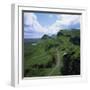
xmin=24 ymin=29 xmax=80 ymax=77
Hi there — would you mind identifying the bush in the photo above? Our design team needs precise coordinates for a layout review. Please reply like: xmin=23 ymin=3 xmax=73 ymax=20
xmin=61 ymin=52 xmax=80 ymax=75
xmin=70 ymin=36 xmax=80 ymax=45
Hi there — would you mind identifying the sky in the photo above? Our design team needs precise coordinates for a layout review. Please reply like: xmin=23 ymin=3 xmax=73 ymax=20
xmin=24 ymin=12 xmax=80 ymax=39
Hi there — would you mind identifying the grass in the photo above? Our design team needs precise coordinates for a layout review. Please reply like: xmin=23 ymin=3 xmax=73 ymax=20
xmin=24 ymin=29 xmax=80 ymax=77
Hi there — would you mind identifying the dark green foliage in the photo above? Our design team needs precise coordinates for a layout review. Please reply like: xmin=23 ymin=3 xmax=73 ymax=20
xmin=70 ymin=36 xmax=80 ymax=45
xmin=42 ymin=34 xmax=50 ymax=39
xmin=61 ymin=52 xmax=80 ymax=75
xmin=57 ymin=31 xmax=63 ymax=36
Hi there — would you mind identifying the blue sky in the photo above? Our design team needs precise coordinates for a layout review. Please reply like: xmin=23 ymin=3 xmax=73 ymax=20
xmin=35 ymin=13 xmax=58 ymax=28
xmin=24 ymin=12 xmax=80 ymax=39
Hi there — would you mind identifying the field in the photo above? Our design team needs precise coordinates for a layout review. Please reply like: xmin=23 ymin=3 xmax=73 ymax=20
xmin=24 ymin=29 xmax=80 ymax=77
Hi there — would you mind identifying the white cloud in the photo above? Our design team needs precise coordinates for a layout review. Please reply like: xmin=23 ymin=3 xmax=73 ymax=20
xmin=48 ymin=14 xmax=53 ymax=18
xmin=48 ymin=20 xmax=62 ymax=35
xmin=57 ymin=14 xmax=80 ymax=26
xmin=24 ymin=12 xmax=49 ymax=38
xmin=24 ymin=13 xmax=37 ymax=26
xmin=48 ymin=14 xmax=80 ymax=34
xmin=24 ymin=13 xmax=80 ymax=38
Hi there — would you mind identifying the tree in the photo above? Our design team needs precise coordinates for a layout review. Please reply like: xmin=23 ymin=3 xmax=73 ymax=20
xmin=57 ymin=31 xmax=63 ymax=36
xmin=70 ymin=36 xmax=80 ymax=45
xmin=61 ymin=51 xmax=80 ymax=75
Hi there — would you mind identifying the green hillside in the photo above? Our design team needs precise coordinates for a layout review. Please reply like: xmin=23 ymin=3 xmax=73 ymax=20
xmin=24 ymin=29 xmax=80 ymax=77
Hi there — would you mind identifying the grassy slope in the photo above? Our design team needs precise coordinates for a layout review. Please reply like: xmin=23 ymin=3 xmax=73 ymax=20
xmin=24 ymin=29 xmax=80 ymax=77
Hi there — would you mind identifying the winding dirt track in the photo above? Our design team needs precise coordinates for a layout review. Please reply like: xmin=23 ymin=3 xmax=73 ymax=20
xmin=48 ymin=49 xmax=60 ymax=75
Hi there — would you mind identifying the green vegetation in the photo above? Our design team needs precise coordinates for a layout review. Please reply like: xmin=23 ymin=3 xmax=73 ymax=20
xmin=24 ymin=29 xmax=80 ymax=77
